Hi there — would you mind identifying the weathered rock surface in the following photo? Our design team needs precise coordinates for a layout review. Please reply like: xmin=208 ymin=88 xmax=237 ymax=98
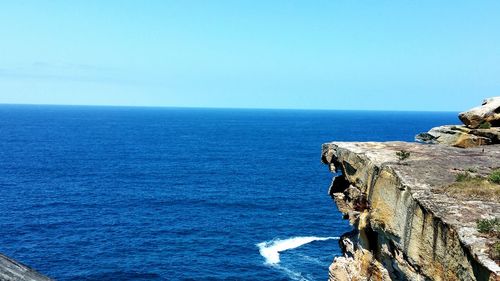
xmin=417 ymin=97 xmax=500 ymax=148
xmin=322 ymin=141 xmax=500 ymax=281
xmin=415 ymin=125 xmax=500 ymax=148
xmin=459 ymin=97 xmax=500 ymax=128
xmin=0 ymin=253 xmax=52 ymax=281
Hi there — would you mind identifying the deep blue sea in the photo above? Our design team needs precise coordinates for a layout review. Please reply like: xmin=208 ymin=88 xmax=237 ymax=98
xmin=0 ymin=105 xmax=457 ymax=281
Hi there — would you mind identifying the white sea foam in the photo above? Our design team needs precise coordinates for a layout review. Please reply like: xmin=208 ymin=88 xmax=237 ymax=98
xmin=278 ymin=265 xmax=310 ymax=281
xmin=296 ymin=254 xmax=324 ymax=266
xmin=256 ymin=236 xmax=339 ymax=265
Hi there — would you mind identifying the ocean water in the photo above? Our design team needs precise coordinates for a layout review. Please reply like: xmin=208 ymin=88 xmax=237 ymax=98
xmin=0 ymin=105 xmax=457 ymax=281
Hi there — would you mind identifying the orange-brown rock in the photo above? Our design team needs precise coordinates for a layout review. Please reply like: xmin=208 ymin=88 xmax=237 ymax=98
xmin=459 ymin=97 xmax=500 ymax=128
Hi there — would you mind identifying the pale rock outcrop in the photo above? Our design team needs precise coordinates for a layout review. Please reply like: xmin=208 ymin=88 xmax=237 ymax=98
xmin=415 ymin=125 xmax=500 ymax=148
xmin=0 ymin=253 xmax=52 ymax=281
xmin=322 ymin=141 xmax=500 ymax=281
xmin=459 ymin=97 xmax=500 ymax=128
xmin=416 ymin=97 xmax=500 ymax=148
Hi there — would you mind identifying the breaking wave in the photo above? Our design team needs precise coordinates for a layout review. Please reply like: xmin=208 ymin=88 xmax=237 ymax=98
xmin=256 ymin=236 xmax=339 ymax=265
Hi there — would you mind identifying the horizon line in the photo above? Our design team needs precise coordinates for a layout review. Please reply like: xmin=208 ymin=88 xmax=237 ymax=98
xmin=0 ymin=102 xmax=460 ymax=113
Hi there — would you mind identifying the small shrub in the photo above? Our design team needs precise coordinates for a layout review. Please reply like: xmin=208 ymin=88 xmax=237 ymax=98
xmin=478 ymin=121 xmax=492 ymax=129
xmin=493 ymin=241 xmax=500 ymax=260
xmin=489 ymin=169 xmax=500 ymax=184
xmin=477 ymin=218 xmax=500 ymax=235
xmin=478 ymin=219 xmax=500 ymax=261
xmin=396 ymin=150 xmax=410 ymax=162
xmin=456 ymin=172 xmax=472 ymax=182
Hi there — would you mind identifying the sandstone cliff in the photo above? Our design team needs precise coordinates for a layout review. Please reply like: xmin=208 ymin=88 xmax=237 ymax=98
xmin=322 ymin=142 xmax=500 ymax=281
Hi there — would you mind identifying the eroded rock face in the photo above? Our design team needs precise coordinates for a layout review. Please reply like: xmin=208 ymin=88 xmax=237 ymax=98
xmin=459 ymin=97 xmax=500 ymax=128
xmin=322 ymin=142 xmax=500 ymax=281
xmin=0 ymin=253 xmax=52 ymax=281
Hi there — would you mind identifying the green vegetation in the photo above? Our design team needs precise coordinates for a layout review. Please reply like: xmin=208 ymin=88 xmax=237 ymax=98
xmin=478 ymin=121 xmax=492 ymax=129
xmin=396 ymin=150 xmax=410 ymax=162
xmin=493 ymin=241 xmax=500 ymax=261
xmin=445 ymin=171 xmax=500 ymax=261
xmin=452 ymin=172 xmax=500 ymax=261
xmin=445 ymin=178 xmax=500 ymax=201
xmin=477 ymin=218 xmax=500 ymax=235
xmin=456 ymin=172 xmax=472 ymax=182
xmin=489 ymin=169 xmax=500 ymax=184
xmin=476 ymin=218 xmax=500 ymax=261
xmin=441 ymin=169 xmax=500 ymax=202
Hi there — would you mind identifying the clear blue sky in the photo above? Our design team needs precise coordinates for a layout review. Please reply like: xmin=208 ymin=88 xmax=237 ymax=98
xmin=0 ymin=1 xmax=499 ymax=111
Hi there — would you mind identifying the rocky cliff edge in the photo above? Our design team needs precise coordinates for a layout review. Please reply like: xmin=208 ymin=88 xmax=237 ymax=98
xmin=322 ymin=141 xmax=500 ymax=281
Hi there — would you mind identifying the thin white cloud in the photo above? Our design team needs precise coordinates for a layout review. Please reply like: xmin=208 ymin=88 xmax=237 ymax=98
xmin=0 ymin=62 xmax=137 ymax=85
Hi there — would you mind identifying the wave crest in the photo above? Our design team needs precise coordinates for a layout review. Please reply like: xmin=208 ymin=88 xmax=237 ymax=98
xmin=256 ymin=236 xmax=339 ymax=265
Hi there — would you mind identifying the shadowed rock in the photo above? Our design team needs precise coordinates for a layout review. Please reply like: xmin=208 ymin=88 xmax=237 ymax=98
xmin=0 ymin=253 xmax=52 ymax=281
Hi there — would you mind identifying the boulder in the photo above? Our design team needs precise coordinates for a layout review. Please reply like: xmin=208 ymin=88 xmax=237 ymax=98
xmin=415 ymin=125 xmax=492 ymax=148
xmin=459 ymin=96 xmax=500 ymax=128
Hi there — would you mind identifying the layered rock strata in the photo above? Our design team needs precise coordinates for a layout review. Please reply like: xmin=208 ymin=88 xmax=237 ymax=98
xmin=322 ymin=142 xmax=500 ymax=281
xmin=0 ymin=253 xmax=52 ymax=281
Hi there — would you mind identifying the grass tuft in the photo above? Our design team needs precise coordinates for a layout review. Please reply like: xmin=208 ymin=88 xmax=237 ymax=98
xmin=493 ymin=241 xmax=500 ymax=261
xmin=476 ymin=218 xmax=500 ymax=261
xmin=489 ymin=169 xmax=500 ymax=184
xmin=456 ymin=172 xmax=472 ymax=182
xmin=442 ymin=176 xmax=500 ymax=202
xmin=478 ymin=121 xmax=492 ymax=129
xmin=477 ymin=218 xmax=500 ymax=235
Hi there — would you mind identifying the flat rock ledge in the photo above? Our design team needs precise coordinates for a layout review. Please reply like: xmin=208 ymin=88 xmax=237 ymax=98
xmin=322 ymin=141 xmax=500 ymax=281
xmin=416 ymin=125 xmax=500 ymax=148
xmin=0 ymin=253 xmax=52 ymax=281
